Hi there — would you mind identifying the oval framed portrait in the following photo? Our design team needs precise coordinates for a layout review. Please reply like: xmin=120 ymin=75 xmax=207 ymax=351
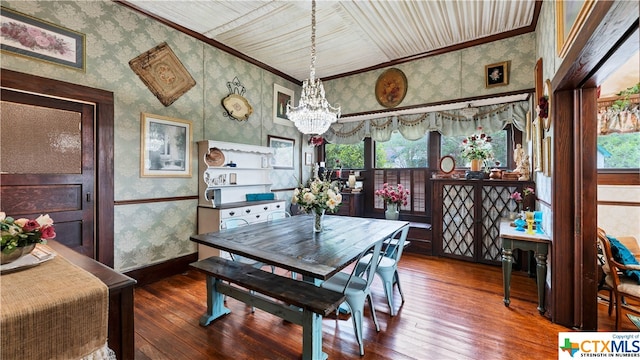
xmin=375 ymin=68 xmax=408 ymax=108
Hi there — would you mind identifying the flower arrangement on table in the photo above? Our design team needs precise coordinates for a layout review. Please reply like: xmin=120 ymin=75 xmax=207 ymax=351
xmin=460 ymin=128 xmax=494 ymax=165
xmin=510 ymin=187 xmax=535 ymax=212
xmin=291 ymin=177 xmax=342 ymax=215
xmin=375 ymin=183 xmax=410 ymax=207
xmin=1 ymin=212 xmax=56 ymax=254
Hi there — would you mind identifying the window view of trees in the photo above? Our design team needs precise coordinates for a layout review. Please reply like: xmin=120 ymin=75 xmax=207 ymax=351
xmin=597 ymin=132 xmax=640 ymax=169
xmin=441 ymin=130 xmax=508 ymax=168
xmin=374 ymin=132 xmax=428 ymax=168
xmin=325 ymin=142 xmax=365 ymax=169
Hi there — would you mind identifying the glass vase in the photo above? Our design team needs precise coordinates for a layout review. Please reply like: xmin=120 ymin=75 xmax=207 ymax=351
xmin=385 ymin=203 xmax=400 ymax=220
xmin=313 ymin=209 xmax=326 ymax=232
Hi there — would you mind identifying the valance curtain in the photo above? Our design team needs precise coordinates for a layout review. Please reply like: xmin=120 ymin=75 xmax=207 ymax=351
xmin=323 ymin=101 xmax=530 ymax=144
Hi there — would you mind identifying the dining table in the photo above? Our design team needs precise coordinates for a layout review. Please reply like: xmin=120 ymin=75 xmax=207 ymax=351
xmin=191 ymin=214 xmax=410 ymax=284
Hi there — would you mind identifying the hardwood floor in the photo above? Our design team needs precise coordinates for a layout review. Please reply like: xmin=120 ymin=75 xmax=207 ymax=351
xmin=134 ymin=253 xmax=636 ymax=359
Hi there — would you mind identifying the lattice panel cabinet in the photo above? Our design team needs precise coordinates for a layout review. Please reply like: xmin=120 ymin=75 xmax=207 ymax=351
xmin=432 ymin=179 xmax=534 ymax=264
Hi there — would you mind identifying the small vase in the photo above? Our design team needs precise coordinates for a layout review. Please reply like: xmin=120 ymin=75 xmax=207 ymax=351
xmin=385 ymin=203 xmax=400 ymax=220
xmin=1 ymin=243 xmax=36 ymax=265
xmin=470 ymin=159 xmax=483 ymax=172
xmin=313 ymin=209 xmax=325 ymax=232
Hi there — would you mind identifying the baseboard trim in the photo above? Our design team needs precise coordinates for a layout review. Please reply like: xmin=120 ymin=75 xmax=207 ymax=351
xmin=124 ymin=252 xmax=198 ymax=287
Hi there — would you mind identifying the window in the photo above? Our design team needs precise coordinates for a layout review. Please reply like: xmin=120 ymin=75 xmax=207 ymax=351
xmin=374 ymin=132 xmax=428 ymax=168
xmin=440 ymin=130 xmax=508 ymax=168
xmin=597 ymin=133 xmax=640 ymax=169
xmin=325 ymin=142 xmax=364 ymax=169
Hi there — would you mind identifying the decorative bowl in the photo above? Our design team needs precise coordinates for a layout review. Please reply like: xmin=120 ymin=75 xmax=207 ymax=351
xmin=1 ymin=244 xmax=36 ymax=265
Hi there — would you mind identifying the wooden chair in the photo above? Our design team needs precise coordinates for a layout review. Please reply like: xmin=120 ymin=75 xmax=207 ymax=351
xmin=596 ymin=228 xmax=640 ymax=329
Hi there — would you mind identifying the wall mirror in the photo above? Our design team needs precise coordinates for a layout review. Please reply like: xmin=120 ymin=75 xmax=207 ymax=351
xmin=439 ymin=155 xmax=456 ymax=174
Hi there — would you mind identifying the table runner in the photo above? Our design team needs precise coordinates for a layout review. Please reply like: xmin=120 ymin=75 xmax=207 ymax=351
xmin=1 ymin=250 xmax=109 ymax=360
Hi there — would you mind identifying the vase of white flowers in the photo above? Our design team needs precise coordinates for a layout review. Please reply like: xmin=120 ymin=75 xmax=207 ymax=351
xmin=292 ymin=177 xmax=342 ymax=232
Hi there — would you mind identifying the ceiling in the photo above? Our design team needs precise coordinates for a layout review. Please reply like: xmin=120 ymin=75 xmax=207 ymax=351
xmin=125 ymin=0 xmax=537 ymax=82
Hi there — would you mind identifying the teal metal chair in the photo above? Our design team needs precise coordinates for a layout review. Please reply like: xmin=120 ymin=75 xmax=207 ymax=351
xmin=355 ymin=225 xmax=410 ymax=316
xmin=320 ymin=239 xmax=384 ymax=356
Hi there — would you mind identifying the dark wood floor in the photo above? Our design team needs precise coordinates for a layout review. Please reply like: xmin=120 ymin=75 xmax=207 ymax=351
xmin=134 ymin=253 xmax=636 ymax=359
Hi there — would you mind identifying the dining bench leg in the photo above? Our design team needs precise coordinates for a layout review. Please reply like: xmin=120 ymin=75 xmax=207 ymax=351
xmin=200 ymin=276 xmax=231 ymax=326
xmin=301 ymin=310 xmax=327 ymax=360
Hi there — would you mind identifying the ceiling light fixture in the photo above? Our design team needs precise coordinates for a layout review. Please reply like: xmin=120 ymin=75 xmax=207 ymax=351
xmin=286 ymin=0 xmax=340 ymax=135
xmin=460 ymin=103 xmax=478 ymax=119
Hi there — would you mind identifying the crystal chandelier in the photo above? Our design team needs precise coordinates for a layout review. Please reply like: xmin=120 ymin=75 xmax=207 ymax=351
xmin=286 ymin=0 xmax=340 ymax=135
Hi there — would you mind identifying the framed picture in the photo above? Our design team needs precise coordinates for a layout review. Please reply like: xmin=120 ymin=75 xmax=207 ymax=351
xmin=273 ymin=84 xmax=294 ymax=126
xmin=534 ymin=58 xmax=544 ymax=101
xmin=129 ymin=42 xmax=196 ymax=107
xmin=0 ymin=7 xmax=85 ymax=71
xmin=375 ymin=68 xmax=408 ymax=108
xmin=140 ymin=113 xmax=192 ymax=177
xmin=304 ymin=152 xmax=313 ymax=166
xmin=556 ymin=0 xmax=595 ymax=58
xmin=268 ymin=135 xmax=295 ymax=169
xmin=532 ymin=117 xmax=544 ymax=173
xmin=543 ymin=136 xmax=552 ymax=177
xmin=485 ymin=61 xmax=509 ymax=88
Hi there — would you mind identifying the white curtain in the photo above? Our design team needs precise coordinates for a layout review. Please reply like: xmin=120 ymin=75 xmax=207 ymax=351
xmin=324 ymin=101 xmax=529 ymax=144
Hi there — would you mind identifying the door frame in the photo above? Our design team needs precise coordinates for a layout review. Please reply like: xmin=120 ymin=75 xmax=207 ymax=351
xmin=1 ymin=69 xmax=115 ymax=267
xmin=550 ymin=2 xmax=638 ymax=329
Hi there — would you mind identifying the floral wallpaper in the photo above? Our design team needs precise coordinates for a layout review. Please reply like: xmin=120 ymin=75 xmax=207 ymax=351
xmin=1 ymin=0 xmax=544 ymax=273
xmin=324 ymin=33 xmax=536 ymax=114
xmin=1 ymin=0 xmax=301 ymax=272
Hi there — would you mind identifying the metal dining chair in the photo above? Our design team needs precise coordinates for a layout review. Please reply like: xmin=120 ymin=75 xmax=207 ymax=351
xmin=320 ymin=239 xmax=384 ymax=356
xmin=266 ymin=210 xmax=291 ymax=221
xmin=354 ymin=225 xmax=410 ymax=316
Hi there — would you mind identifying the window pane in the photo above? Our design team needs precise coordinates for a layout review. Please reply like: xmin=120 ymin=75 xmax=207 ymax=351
xmin=440 ymin=130 xmax=508 ymax=167
xmin=1 ymin=101 xmax=82 ymax=174
xmin=597 ymin=133 xmax=640 ymax=169
xmin=375 ymin=132 xmax=428 ymax=168
xmin=325 ymin=142 xmax=364 ymax=169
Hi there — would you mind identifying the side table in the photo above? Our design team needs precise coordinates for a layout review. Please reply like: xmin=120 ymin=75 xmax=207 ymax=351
xmin=500 ymin=219 xmax=551 ymax=314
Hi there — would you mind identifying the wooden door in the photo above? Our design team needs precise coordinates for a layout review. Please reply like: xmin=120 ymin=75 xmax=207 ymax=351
xmin=1 ymin=89 xmax=95 ymax=257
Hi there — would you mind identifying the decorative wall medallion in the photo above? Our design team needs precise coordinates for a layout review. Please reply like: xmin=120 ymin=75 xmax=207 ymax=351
xmin=222 ymin=77 xmax=253 ymax=121
xmin=129 ymin=42 xmax=196 ymax=107
xmin=222 ymin=94 xmax=253 ymax=121
xmin=375 ymin=68 xmax=407 ymax=108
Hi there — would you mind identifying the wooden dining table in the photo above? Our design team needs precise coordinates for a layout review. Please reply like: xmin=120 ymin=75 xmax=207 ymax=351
xmin=191 ymin=214 xmax=410 ymax=283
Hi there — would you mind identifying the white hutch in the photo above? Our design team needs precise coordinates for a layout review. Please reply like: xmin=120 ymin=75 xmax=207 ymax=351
xmin=197 ymin=140 xmax=286 ymax=259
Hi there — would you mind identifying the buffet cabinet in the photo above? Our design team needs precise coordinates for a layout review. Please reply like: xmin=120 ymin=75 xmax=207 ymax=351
xmin=431 ymin=178 xmax=535 ymax=264
xmin=197 ymin=140 xmax=284 ymax=259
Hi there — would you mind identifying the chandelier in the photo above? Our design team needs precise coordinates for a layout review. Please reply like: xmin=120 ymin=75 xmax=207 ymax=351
xmin=460 ymin=103 xmax=479 ymax=119
xmin=286 ymin=0 xmax=340 ymax=135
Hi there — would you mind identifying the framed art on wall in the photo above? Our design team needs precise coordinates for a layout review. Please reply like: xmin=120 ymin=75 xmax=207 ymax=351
xmin=129 ymin=42 xmax=196 ymax=107
xmin=304 ymin=152 xmax=313 ymax=166
xmin=268 ymin=135 xmax=294 ymax=169
xmin=485 ymin=61 xmax=509 ymax=88
xmin=556 ymin=0 xmax=595 ymax=57
xmin=140 ymin=113 xmax=192 ymax=177
xmin=532 ymin=117 xmax=544 ymax=173
xmin=375 ymin=68 xmax=408 ymax=108
xmin=273 ymin=84 xmax=294 ymax=126
xmin=0 ymin=7 xmax=85 ymax=71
